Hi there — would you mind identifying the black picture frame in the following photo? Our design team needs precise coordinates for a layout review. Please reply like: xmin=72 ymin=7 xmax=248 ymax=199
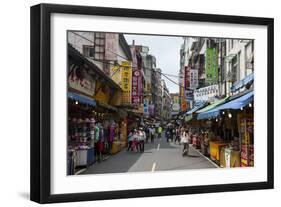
xmin=30 ymin=3 xmax=274 ymax=204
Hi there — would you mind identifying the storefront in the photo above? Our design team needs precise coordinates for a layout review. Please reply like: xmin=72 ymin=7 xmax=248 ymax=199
xmin=67 ymin=44 xmax=126 ymax=175
xmin=195 ymin=90 xmax=254 ymax=168
xmin=67 ymin=92 xmax=97 ymax=175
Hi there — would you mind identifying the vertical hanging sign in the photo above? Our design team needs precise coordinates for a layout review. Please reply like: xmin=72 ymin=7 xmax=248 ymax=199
xmin=205 ymin=47 xmax=218 ymax=85
xmin=132 ymin=70 xmax=141 ymax=104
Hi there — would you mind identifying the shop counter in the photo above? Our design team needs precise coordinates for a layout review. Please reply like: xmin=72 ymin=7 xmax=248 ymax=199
xmin=209 ymin=141 xmax=227 ymax=162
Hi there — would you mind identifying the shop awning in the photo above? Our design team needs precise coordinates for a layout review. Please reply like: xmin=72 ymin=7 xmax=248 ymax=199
xmin=68 ymin=92 xmax=96 ymax=106
xmin=185 ymin=102 xmax=206 ymax=115
xmin=212 ymin=90 xmax=254 ymax=111
xmin=185 ymin=114 xmax=193 ymax=122
xmin=197 ymin=97 xmax=228 ymax=113
xmin=231 ymin=72 xmax=254 ymax=93
xmin=96 ymin=100 xmax=118 ymax=112
xmin=196 ymin=97 xmax=229 ymax=120
xmin=197 ymin=91 xmax=253 ymax=120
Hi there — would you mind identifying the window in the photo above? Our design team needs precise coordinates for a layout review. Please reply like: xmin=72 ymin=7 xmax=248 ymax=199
xmin=230 ymin=39 xmax=234 ymax=50
xmin=94 ymin=32 xmax=106 ymax=60
xmin=83 ymin=45 xmax=95 ymax=58
xmin=231 ymin=56 xmax=237 ymax=83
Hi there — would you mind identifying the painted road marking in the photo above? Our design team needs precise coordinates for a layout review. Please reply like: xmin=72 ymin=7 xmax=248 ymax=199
xmin=157 ymin=143 xmax=160 ymax=150
xmin=75 ymin=168 xmax=87 ymax=175
xmin=151 ymin=162 xmax=156 ymax=172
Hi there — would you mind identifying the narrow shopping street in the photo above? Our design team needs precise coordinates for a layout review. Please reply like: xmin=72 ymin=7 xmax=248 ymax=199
xmin=80 ymin=136 xmax=216 ymax=175
xmin=67 ymin=31 xmax=255 ymax=176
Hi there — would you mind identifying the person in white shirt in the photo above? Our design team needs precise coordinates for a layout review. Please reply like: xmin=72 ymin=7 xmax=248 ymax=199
xmin=181 ymin=129 xmax=190 ymax=156
xmin=138 ymin=128 xmax=146 ymax=152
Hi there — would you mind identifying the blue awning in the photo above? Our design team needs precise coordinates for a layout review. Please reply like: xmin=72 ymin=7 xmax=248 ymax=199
xmin=68 ymin=92 xmax=96 ymax=106
xmin=185 ymin=102 xmax=205 ymax=115
xmin=197 ymin=110 xmax=220 ymax=120
xmin=197 ymin=91 xmax=253 ymax=120
xmin=231 ymin=72 xmax=254 ymax=93
xmin=213 ymin=90 xmax=253 ymax=110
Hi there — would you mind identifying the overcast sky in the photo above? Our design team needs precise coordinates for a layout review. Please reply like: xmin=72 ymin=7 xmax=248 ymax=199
xmin=124 ymin=34 xmax=183 ymax=93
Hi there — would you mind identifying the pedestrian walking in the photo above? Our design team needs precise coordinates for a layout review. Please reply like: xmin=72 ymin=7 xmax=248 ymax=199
xmin=157 ymin=126 xmax=162 ymax=139
xmin=174 ymin=127 xmax=180 ymax=144
xmin=127 ymin=129 xmax=134 ymax=151
xmin=181 ymin=129 xmax=190 ymax=156
xmin=150 ymin=126 xmax=155 ymax=143
xmin=138 ymin=128 xmax=146 ymax=152
xmin=170 ymin=126 xmax=175 ymax=142
xmin=145 ymin=125 xmax=149 ymax=143
xmin=165 ymin=127 xmax=171 ymax=142
xmin=130 ymin=129 xmax=139 ymax=152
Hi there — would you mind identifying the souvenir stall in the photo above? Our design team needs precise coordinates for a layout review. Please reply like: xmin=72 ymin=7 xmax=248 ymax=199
xmin=92 ymin=104 xmax=120 ymax=156
xmin=218 ymin=93 xmax=254 ymax=168
xmin=67 ymin=92 xmax=97 ymax=175
xmin=217 ymin=111 xmax=240 ymax=168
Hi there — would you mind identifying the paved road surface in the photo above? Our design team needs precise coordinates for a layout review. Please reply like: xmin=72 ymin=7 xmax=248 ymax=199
xmin=80 ymin=137 xmax=217 ymax=175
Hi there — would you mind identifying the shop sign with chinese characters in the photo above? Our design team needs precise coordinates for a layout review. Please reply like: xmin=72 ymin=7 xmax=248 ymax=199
xmin=132 ymin=70 xmax=141 ymax=104
xmin=121 ymin=61 xmax=132 ymax=104
xmin=190 ymin=69 xmax=198 ymax=90
xmin=184 ymin=66 xmax=190 ymax=90
xmin=194 ymin=84 xmax=219 ymax=102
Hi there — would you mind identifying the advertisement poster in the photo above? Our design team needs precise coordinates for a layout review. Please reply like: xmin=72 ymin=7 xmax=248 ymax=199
xmin=68 ymin=64 xmax=96 ymax=96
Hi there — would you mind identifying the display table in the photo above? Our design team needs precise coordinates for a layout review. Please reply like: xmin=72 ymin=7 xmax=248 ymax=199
xmin=76 ymin=149 xmax=88 ymax=167
xmin=75 ymin=147 xmax=95 ymax=167
xmin=209 ymin=141 xmax=227 ymax=162
xmin=87 ymin=147 xmax=95 ymax=166
xmin=111 ymin=141 xmax=121 ymax=154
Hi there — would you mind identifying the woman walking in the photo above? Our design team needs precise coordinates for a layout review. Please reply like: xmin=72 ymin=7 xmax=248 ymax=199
xmin=181 ymin=129 xmax=190 ymax=156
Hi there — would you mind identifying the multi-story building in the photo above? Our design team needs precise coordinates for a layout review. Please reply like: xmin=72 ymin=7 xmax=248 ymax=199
xmin=224 ymin=39 xmax=254 ymax=96
xmin=151 ymin=68 xmax=157 ymax=117
xmin=180 ymin=37 xmax=199 ymax=110
xmin=161 ymin=80 xmax=172 ymax=121
xmin=180 ymin=36 xmax=254 ymax=108
xmin=67 ymin=31 xmax=132 ymax=106
xmin=138 ymin=46 xmax=157 ymax=118
xmin=155 ymin=68 xmax=163 ymax=118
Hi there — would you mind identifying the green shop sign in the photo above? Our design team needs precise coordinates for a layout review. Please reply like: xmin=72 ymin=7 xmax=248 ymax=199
xmin=205 ymin=47 xmax=218 ymax=85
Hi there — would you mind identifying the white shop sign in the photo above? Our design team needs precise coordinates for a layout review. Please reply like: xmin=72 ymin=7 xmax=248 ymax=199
xmin=194 ymin=84 xmax=219 ymax=102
